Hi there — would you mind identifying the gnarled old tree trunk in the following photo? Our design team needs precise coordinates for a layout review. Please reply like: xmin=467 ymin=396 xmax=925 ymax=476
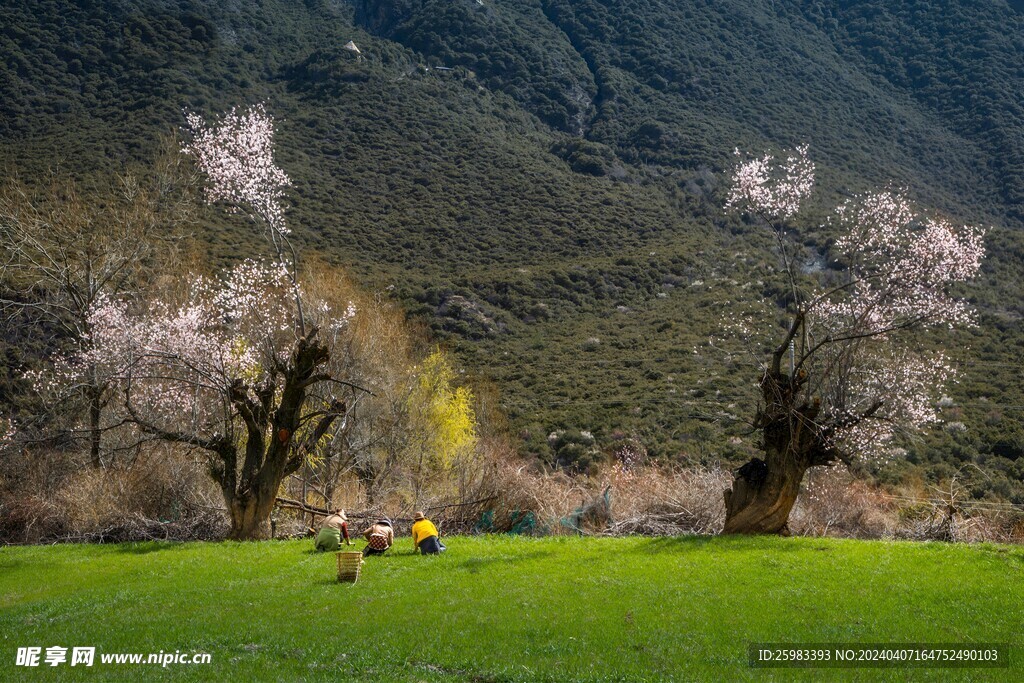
xmin=228 ymin=492 xmax=278 ymax=541
xmin=133 ymin=330 xmax=346 ymax=541
xmin=220 ymin=331 xmax=346 ymax=541
xmin=224 ymin=455 xmax=312 ymax=540
xmin=722 ymin=345 xmax=838 ymax=534
xmin=723 ymin=449 xmax=808 ymax=535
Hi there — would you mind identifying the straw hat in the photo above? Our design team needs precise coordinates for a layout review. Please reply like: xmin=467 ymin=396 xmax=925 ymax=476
xmin=413 ymin=511 xmax=425 ymax=521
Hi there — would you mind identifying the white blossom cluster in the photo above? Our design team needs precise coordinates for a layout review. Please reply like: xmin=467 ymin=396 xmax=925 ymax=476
xmin=183 ymin=104 xmax=292 ymax=236
xmin=816 ymin=191 xmax=987 ymax=332
xmin=315 ymin=300 xmax=358 ymax=336
xmin=82 ymin=286 xmax=261 ymax=421
xmin=806 ymin=191 xmax=985 ymax=458
xmin=826 ymin=349 xmax=958 ymax=459
xmin=614 ymin=441 xmax=645 ymax=471
xmin=724 ymin=144 xmax=815 ymax=221
xmin=29 ymin=260 xmax=355 ymax=432
xmin=24 ymin=292 xmax=138 ymax=401
xmin=0 ymin=418 xmax=14 ymax=449
xmin=210 ymin=259 xmax=296 ymax=333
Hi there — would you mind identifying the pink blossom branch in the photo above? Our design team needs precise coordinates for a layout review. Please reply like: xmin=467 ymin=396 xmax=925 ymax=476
xmin=182 ymin=104 xmax=307 ymax=332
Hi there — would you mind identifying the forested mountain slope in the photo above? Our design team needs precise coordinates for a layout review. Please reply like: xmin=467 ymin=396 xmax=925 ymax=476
xmin=2 ymin=0 xmax=1023 ymax=500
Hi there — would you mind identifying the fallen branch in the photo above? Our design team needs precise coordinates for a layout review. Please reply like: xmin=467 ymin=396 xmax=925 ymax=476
xmin=273 ymin=496 xmax=501 ymax=533
xmin=273 ymin=499 xmax=408 ymax=525
xmin=274 ymin=496 xmax=330 ymax=517
xmin=425 ymin=496 xmax=498 ymax=512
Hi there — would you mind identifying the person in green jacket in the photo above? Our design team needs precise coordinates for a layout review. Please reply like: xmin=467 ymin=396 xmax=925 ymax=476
xmin=411 ymin=511 xmax=445 ymax=555
xmin=314 ymin=508 xmax=352 ymax=552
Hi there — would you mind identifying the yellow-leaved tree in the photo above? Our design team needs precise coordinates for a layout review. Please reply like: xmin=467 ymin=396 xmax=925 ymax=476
xmin=406 ymin=349 xmax=478 ymax=508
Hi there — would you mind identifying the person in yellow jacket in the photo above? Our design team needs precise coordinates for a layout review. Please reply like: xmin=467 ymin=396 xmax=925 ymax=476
xmin=411 ymin=511 xmax=446 ymax=555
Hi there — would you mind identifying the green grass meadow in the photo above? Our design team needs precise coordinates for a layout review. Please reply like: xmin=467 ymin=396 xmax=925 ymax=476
xmin=0 ymin=536 xmax=1021 ymax=681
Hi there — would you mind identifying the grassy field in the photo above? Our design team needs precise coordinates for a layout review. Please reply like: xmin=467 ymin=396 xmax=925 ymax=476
xmin=0 ymin=535 xmax=1021 ymax=681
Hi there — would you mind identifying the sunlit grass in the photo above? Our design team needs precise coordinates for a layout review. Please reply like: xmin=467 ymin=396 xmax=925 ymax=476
xmin=1 ymin=535 xmax=1021 ymax=681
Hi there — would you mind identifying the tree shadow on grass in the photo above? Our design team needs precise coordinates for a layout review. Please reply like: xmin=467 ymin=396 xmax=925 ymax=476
xmin=632 ymin=535 xmax=809 ymax=554
xmin=457 ymin=550 xmax=554 ymax=573
xmin=111 ymin=541 xmax=193 ymax=555
xmin=315 ymin=577 xmax=363 ymax=587
xmin=0 ymin=557 xmax=25 ymax=571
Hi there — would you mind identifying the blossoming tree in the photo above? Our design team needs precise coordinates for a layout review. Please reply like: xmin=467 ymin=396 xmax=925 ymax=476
xmin=720 ymin=146 xmax=986 ymax=534
xmin=0 ymin=161 xmax=192 ymax=468
xmin=93 ymin=105 xmax=361 ymax=539
xmin=96 ymin=260 xmax=357 ymax=539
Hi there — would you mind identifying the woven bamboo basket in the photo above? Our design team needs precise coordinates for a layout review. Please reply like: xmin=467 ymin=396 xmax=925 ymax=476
xmin=336 ymin=551 xmax=364 ymax=584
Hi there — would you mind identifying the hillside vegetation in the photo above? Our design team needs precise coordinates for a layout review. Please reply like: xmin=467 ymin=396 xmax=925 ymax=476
xmin=2 ymin=0 xmax=1024 ymax=501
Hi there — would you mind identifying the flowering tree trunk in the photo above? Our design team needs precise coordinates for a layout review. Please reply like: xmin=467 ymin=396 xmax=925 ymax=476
xmin=131 ymin=330 xmax=346 ymax=540
xmin=723 ymin=449 xmax=806 ymax=535
xmin=28 ymin=106 xmax=363 ymax=540
xmin=724 ymin=316 xmax=817 ymax=533
xmin=86 ymin=382 xmax=104 ymax=469
xmin=719 ymin=147 xmax=984 ymax=535
xmin=224 ymin=333 xmax=345 ymax=540
xmin=722 ymin=316 xmax=876 ymax=533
